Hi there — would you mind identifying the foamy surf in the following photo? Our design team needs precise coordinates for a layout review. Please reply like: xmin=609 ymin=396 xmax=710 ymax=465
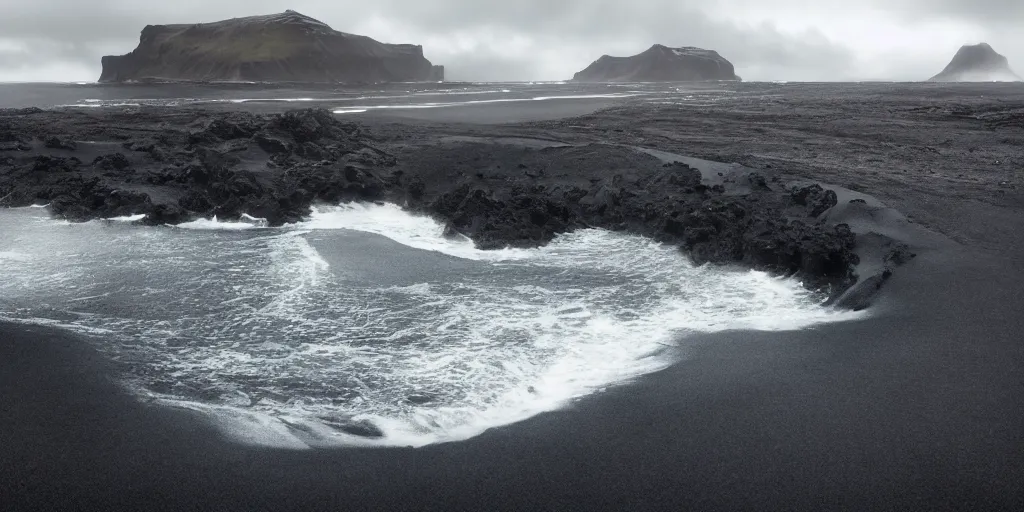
xmin=0 ymin=251 xmax=31 ymax=262
xmin=0 ymin=203 xmax=866 ymax=450
xmin=296 ymin=203 xmax=531 ymax=261
xmin=103 ymin=213 xmax=147 ymax=222
xmin=173 ymin=214 xmax=269 ymax=230
xmin=331 ymin=93 xmax=641 ymax=114
xmin=58 ymin=102 xmax=142 ymax=108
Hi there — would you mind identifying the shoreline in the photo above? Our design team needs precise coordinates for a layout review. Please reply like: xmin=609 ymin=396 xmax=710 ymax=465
xmin=2 ymin=244 xmax=1021 ymax=510
xmin=0 ymin=105 xmax=888 ymax=303
xmin=3 ymin=83 xmax=1024 ymax=510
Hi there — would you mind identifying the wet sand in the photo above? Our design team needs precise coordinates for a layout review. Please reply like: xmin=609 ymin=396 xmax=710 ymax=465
xmin=3 ymin=84 xmax=1024 ymax=510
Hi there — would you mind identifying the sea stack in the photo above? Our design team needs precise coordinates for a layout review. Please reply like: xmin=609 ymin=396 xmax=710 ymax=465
xmin=929 ymin=43 xmax=1021 ymax=82
xmin=99 ymin=10 xmax=444 ymax=83
xmin=572 ymin=44 xmax=740 ymax=82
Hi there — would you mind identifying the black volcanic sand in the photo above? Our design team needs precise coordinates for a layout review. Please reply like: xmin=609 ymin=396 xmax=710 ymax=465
xmin=3 ymin=84 xmax=1024 ymax=510
xmin=2 ymin=243 xmax=1022 ymax=510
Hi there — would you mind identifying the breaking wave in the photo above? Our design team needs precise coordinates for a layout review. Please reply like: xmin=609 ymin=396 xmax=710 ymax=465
xmin=0 ymin=204 xmax=865 ymax=449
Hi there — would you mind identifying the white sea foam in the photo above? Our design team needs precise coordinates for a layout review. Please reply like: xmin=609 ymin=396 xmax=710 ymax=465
xmin=103 ymin=213 xmax=147 ymax=222
xmin=296 ymin=203 xmax=531 ymax=261
xmin=0 ymin=202 xmax=867 ymax=450
xmin=173 ymin=214 xmax=269 ymax=230
xmin=330 ymin=93 xmax=640 ymax=114
xmin=58 ymin=102 xmax=142 ymax=108
xmin=0 ymin=251 xmax=30 ymax=262
xmin=228 ymin=98 xmax=317 ymax=104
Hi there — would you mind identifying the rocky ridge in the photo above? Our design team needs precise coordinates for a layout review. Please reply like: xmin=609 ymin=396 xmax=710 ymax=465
xmin=1 ymin=107 xmax=900 ymax=306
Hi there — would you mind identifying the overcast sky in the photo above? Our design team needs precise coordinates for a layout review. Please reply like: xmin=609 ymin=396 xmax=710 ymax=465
xmin=0 ymin=0 xmax=1021 ymax=82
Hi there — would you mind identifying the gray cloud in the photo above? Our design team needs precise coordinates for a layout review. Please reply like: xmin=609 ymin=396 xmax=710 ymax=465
xmin=882 ymin=0 xmax=1024 ymax=25
xmin=0 ymin=0 xmax=1020 ymax=82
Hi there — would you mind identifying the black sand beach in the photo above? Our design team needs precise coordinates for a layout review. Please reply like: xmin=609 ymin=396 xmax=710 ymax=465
xmin=2 ymin=248 xmax=1021 ymax=510
xmin=2 ymin=83 xmax=1024 ymax=510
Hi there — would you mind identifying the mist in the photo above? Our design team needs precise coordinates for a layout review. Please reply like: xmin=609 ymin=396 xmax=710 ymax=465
xmin=0 ymin=0 xmax=1021 ymax=82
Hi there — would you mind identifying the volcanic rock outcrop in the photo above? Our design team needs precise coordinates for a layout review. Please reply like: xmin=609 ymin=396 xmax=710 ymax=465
xmin=572 ymin=44 xmax=740 ymax=82
xmin=99 ymin=10 xmax=444 ymax=83
xmin=2 ymin=108 xmax=866 ymax=300
xmin=929 ymin=43 xmax=1021 ymax=82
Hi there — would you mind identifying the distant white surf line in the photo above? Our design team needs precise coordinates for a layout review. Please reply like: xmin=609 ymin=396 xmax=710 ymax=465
xmin=57 ymin=102 xmax=142 ymax=108
xmin=348 ymin=89 xmax=518 ymax=101
xmin=411 ymin=88 xmax=513 ymax=96
xmin=331 ymin=93 xmax=642 ymax=114
xmin=470 ymin=81 xmax=569 ymax=86
xmin=227 ymin=98 xmax=317 ymax=103
xmin=173 ymin=214 xmax=269 ymax=231
xmin=213 ymin=90 xmax=518 ymax=105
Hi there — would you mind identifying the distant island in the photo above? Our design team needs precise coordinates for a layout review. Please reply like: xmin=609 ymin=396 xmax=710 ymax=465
xmin=929 ymin=43 xmax=1021 ymax=82
xmin=99 ymin=10 xmax=444 ymax=84
xmin=572 ymin=44 xmax=740 ymax=82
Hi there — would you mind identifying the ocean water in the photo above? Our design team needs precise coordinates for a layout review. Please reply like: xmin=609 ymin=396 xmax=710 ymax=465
xmin=4 ymin=81 xmax=1023 ymax=115
xmin=0 ymin=80 xmax=739 ymax=112
xmin=0 ymin=205 xmax=865 ymax=448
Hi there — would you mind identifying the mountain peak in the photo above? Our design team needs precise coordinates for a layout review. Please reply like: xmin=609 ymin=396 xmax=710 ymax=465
xmin=99 ymin=11 xmax=444 ymax=83
xmin=930 ymin=43 xmax=1021 ymax=82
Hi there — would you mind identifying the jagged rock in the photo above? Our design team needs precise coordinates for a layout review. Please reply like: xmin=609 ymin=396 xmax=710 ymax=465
xmin=0 ymin=108 xmax=868 ymax=302
xmin=791 ymin=184 xmax=838 ymax=218
xmin=336 ymin=419 xmax=385 ymax=438
xmin=0 ymin=132 xmax=30 ymax=152
xmin=271 ymin=109 xmax=347 ymax=142
xmin=572 ymin=44 xmax=740 ymax=82
xmin=44 ymin=136 xmax=77 ymax=151
xmin=833 ymin=271 xmax=891 ymax=311
xmin=254 ymin=133 xmax=292 ymax=154
xmin=929 ymin=43 xmax=1022 ymax=82
xmin=99 ymin=10 xmax=444 ymax=83
xmin=0 ymin=108 xmax=395 ymax=226
xmin=406 ymin=394 xmax=434 ymax=405
xmin=884 ymin=244 xmax=917 ymax=266
xmin=32 ymin=156 xmax=79 ymax=173
xmin=93 ymin=153 xmax=131 ymax=171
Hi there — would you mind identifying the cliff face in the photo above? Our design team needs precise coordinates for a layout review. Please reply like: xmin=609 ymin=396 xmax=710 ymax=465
xmin=99 ymin=10 xmax=444 ymax=83
xmin=572 ymin=44 xmax=740 ymax=82
xmin=929 ymin=43 xmax=1021 ymax=82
